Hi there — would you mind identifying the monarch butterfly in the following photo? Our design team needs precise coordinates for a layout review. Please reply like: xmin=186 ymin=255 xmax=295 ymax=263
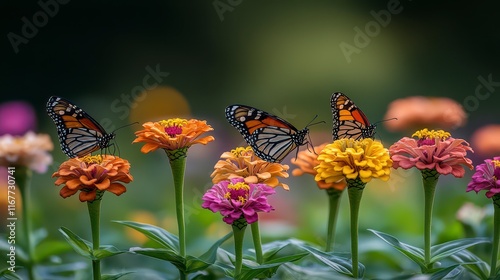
xmin=46 ymin=96 xmax=115 ymax=158
xmin=225 ymin=104 xmax=312 ymax=163
xmin=331 ymin=92 xmax=376 ymax=140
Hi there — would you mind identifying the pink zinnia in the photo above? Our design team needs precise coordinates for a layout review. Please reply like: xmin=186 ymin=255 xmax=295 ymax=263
xmin=201 ymin=178 xmax=275 ymax=224
xmin=467 ymin=157 xmax=500 ymax=198
xmin=389 ymin=129 xmax=473 ymax=177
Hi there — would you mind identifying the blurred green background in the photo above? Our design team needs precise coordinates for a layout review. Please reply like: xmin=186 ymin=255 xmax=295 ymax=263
xmin=1 ymin=1 xmax=500 ymax=278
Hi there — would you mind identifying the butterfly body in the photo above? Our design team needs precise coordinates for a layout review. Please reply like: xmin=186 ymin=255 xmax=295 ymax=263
xmin=46 ymin=96 xmax=115 ymax=158
xmin=225 ymin=104 xmax=309 ymax=163
xmin=331 ymin=92 xmax=376 ymax=140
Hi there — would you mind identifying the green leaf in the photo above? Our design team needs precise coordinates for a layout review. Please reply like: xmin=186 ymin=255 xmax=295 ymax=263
xmin=58 ymin=227 xmax=93 ymax=259
xmin=33 ymin=239 xmax=72 ymax=263
xmin=431 ymin=237 xmax=490 ymax=263
xmin=129 ymin=247 xmax=185 ymax=269
xmin=102 ymin=272 xmax=135 ymax=280
xmin=302 ymin=244 xmax=362 ymax=277
xmin=93 ymin=245 xmax=125 ymax=260
xmin=451 ymin=250 xmax=489 ymax=279
xmin=113 ymin=221 xmax=179 ymax=252
xmin=185 ymin=232 xmax=232 ymax=273
xmin=0 ymin=268 xmax=22 ymax=280
xmin=278 ymin=263 xmax=353 ymax=280
xmin=369 ymin=229 xmax=426 ymax=271
xmin=429 ymin=265 xmax=462 ymax=280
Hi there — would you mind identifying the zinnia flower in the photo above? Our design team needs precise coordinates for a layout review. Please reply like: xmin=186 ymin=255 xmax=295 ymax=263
xmin=384 ymin=96 xmax=466 ymax=131
xmin=0 ymin=131 xmax=53 ymax=173
xmin=390 ymin=129 xmax=473 ymax=177
xmin=201 ymin=178 xmax=275 ymax=224
xmin=315 ymin=138 xmax=392 ymax=184
xmin=211 ymin=146 xmax=290 ymax=190
xmin=471 ymin=124 xmax=500 ymax=157
xmin=133 ymin=118 xmax=214 ymax=153
xmin=292 ymin=143 xmax=347 ymax=190
xmin=52 ymin=155 xmax=133 ymax=202
xmin=467 ymin=157 xmax=500 ymax=198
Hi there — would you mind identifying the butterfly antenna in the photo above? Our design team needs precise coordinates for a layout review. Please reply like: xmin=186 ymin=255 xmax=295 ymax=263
xmin=373 ymin=117 xmax=398 ymax=126
xmin=112 ymin=122 xmax=140 ymax=133
xmin=305 ymin=115 xmax=326 ymax=128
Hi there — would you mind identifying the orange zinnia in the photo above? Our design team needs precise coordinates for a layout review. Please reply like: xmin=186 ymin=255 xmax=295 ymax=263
xmin=133 ymin=118 xmax=215 ymax=153
xmin=291 ymin=143 xmax=347 ymax=190
xmin=52 ymin=155 xmax=133 ymax=202
xmin=471 ymin=124 xmax=500 ymax=157
xmin=211 ymin=146 xmax=290 ymax=190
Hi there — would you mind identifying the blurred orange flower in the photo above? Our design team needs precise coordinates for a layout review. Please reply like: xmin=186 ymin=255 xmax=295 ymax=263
xmin=471 ymin=124 xmax=500 ymax=157
xmin=52 ymin=155 xmax=133 ymax=202
xmin=133 ymin=118 xmax=214 ymax=153
xmin=211 ymin=146 xmax=290 ymax=190
xmin=384 ymin=96 xmax=466 ymax=132
xmin=291 ymin=143 xmax=347 ymax=190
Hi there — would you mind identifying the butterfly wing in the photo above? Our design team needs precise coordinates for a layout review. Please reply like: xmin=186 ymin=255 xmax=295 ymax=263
xmin=225 ymin=104 xmax=308 ymax=163
xmin=331 ymin=92 xmax=375 ymax=140
xmin=46 ymin=96 xmax=115 ymax=158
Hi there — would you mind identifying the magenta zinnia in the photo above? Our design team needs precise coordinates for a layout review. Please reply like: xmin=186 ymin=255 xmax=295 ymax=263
xmin=467 ymin=157 xmax=500 ymax=198
xmin=201 ymin=178 xmax=275 ymax=224
xmin=389 ymin=129 xmax=473 ymax=177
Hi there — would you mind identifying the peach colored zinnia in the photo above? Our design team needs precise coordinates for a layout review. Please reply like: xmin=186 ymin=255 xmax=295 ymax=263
xmin=133 ymin=118 xmax=214 ymax=153
xmin=0 ymin=131 xmax=53 ymax=173
xmin=384 ymin=96 xmax=466 ymax=132
xmin=390 ymin=129 xmax=473 ymax=177
xmin=52 ymin=155 xmax=133 ymax=202
xmin=211 ymin=146 xmax=290 ymax=190
xmin=291 ymin=143 xmax=347 ymax=190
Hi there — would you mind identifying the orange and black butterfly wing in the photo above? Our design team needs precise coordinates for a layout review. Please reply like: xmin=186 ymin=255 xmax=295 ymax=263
xmin=46 ymin=96 xmax=115 ymax=158
xmin=331 ymin=92 xmax=376 ymax=140
xmin=225 ymin=104 xmax=308 ymax=163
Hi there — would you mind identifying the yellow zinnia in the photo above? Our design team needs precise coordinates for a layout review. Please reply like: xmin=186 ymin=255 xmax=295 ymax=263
xmin=315 ymin=138 xmax=392 ymax=184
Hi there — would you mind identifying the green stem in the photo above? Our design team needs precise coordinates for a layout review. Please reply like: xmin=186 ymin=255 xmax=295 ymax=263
xmin=232 ymin=218 xmax=247 ymax=278
xmin=347 ymin=179 xmax=365 ymax=279
xmin=421 ymin=169 xmax=439 ymax=272
xmin=489 ymin=196 xmax=500 ymax=278
xmin=250 ymin=221 xmax=263 ymax=264
xmin=87 ymin=195 xmax=103 ymax=280
xmin=166 ymin=148 xmax=188 ymax=280
xmin=325 ymin=188 xmax=343 ymax=252
xmin=17 ymin=167 xmax=35 ymax=280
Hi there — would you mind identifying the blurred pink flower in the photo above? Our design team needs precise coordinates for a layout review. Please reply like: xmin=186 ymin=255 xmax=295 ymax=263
xmin=0 ymin=131 xmax=53 ymax=173
xmin=384 ymin=96 xmax=466 ymax=132
xmin=201 ymin=178 xmax=275 ymax=224
xmin=389 ymin=129 xmax=473 ymax=177
xmin=0 ymin=101 xmax=36 ymax=136
xmin=471 ymin=124 xmax=500 ymax=157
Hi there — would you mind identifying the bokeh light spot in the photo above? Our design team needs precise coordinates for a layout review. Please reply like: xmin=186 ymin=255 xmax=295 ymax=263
xmin=129 ymin=86 xmax=190 ymax=124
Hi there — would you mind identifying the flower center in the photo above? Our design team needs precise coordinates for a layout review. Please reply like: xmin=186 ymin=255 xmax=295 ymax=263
xmin=81 ymin=155 xmax=103 ymax=164
xmin=160 ymin=118 xmax=188 ymax=136
xmin=412 ymin=128 xmax=450 ymax=146
xmin=231 ymin=146 xmax=253 ymax=157
xmin=225 ymin=182 xmax=250 ymax=203
xmin=492 ymin=160 xmax=500 ymax=168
